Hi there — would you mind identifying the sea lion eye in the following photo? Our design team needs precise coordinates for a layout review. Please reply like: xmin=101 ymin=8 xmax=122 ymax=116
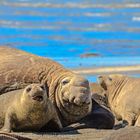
xmin=62 ymin=79 xmax=69 ymax=85
xmin=98 ymin=76 xmax=103 ymax=79
xmin=26 ymin=87 xmax=31 ymax=92
xmin=108 ymin=77 xmax=112 ymax=81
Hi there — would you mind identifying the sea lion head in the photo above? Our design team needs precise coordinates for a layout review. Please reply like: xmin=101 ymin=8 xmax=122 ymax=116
xmin=98 ymin=74 xmax=126 ymax=91
xmin=23 ymin=84 xmax=48 ymax=104
xmin=55 ymin=74 xmax=92 ymax=125
xmin=60 ymin=76 xmax=91 ymax=105
xmin=98 ymin=74 xmax=127 ymax=104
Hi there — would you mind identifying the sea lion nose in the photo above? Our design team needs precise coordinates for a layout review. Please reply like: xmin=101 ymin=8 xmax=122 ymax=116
xmin=80 ymin=88 xmax=92 ymax=104
xmin=81 ymin=88 xmax=89 ymax=94
xmin=82 ymin=94 xmax=91 ymax=105
xmin=73 ymin=88 xmax=91 ymax=106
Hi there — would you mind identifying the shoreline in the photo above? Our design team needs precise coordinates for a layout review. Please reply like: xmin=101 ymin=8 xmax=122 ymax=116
xmin=72 ymin=65 xmax=140 ymax=75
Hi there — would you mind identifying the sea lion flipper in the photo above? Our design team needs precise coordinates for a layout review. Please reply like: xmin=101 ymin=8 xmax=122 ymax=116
xmin=47 ymin=115 xmax=63 ymax=132
xmin=122 ymin=112 xmax=136 ymax=126
xmin=40 ymin=118 xmax=62 ymax=132
xmin=61 ymin=122 xmax=86 ymax=131
xmin=1 ymin=107 xmax=15 ymax=133
xmin=52 ymin=115 xmax=63 ymax=130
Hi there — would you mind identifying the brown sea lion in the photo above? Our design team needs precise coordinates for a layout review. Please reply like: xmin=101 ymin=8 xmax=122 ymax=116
xmin=61 ymin=82 xmax=115 ymax=131
xmin=0 ymin=84 xmax=62 ymax=132
xmin=103 ymin=126 xmax=140 ymax=140
xmin=98 ymin=74 xmax=140 ymax=126
xmin=0 ymin=47 xmax=92 ymax=126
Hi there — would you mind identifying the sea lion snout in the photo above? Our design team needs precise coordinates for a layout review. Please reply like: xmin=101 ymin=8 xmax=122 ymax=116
xmin=70 ymin=87 xmax=91 ymax=106
xmin=72 ymin=77 xmax=91 ymax=104
xmin=73 ymin=94 xmax=91 ymax=106
xmin=25 ymin=84 xmax=47 ymax=102
xmin=61 ymin=76 xmax=91 ymax=106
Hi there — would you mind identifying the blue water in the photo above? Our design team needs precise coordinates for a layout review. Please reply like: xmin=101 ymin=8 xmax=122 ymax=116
xmin=0 ymin=0 xmax=140 ymax=81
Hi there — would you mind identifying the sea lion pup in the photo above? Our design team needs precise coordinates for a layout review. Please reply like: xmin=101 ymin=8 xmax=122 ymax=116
xmin=98 ymin=74 xmax=140 ymax=126
xmin=103 ymin=126 xmax=140 ymax=140
xmin=0 ymin=84 xmax=62 ymax=132
xmin=0 ymin=47 xmax=92 ymax=126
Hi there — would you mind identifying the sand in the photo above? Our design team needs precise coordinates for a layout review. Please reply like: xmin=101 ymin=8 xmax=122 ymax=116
xmin=9 ymin=129 xmax=115 ymax=140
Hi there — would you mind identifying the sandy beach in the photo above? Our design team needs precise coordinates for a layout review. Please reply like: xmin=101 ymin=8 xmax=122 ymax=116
xmin=1 ymin=65 xmax=138 ymax=140
xmin=9 ymin=128 xmax=114 ymax=140
xmin=5 ymin=65 xmax=140 ymax=140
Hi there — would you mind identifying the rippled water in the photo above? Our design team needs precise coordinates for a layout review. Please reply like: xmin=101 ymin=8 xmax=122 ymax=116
xmin=0 ymin=0 xmax=140 ymax=81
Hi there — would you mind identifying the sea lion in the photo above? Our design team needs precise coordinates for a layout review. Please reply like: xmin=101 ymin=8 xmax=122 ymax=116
xmin=0 ymin=84 xmax=62 ymax=132
xmin=0 ymin=47 xmax=92 ymax=126
xmin=61 ymin=82 xmax=115 ymax=131
xmin=98 ymin=74 xmax=140 ymax=126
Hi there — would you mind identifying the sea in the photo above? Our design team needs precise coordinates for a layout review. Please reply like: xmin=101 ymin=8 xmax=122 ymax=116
xmin=0 ymin=0 xmax=140 ymax=82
